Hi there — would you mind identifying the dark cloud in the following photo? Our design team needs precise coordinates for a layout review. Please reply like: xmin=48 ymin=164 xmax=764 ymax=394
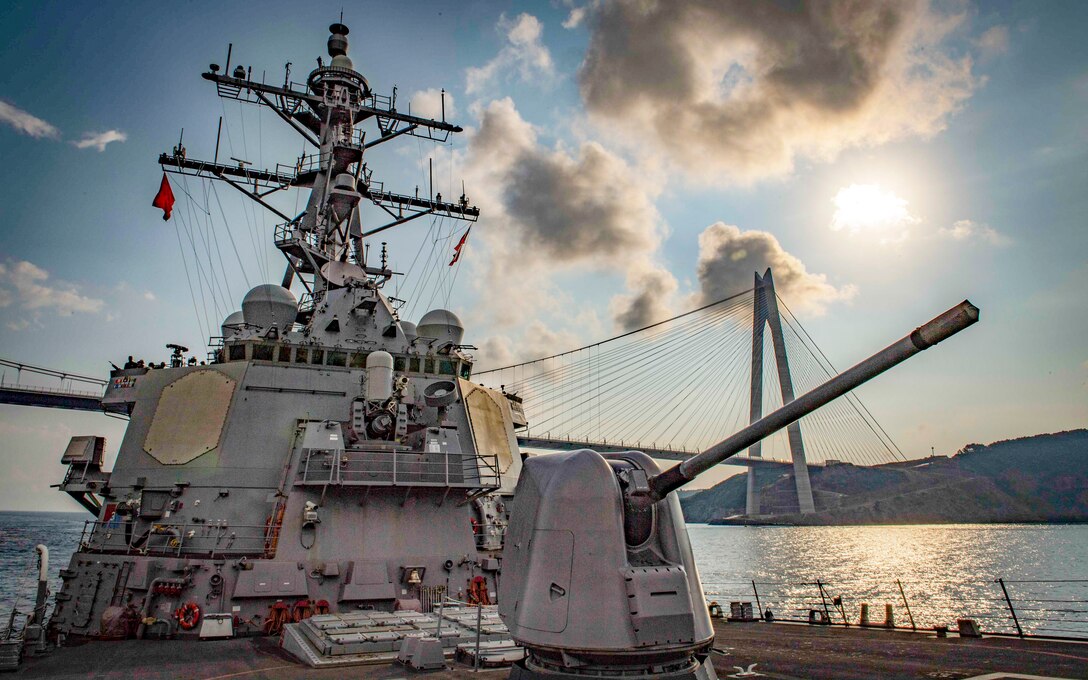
xmin=578 ymin=0 xmax=976 ymax=182
xmin=696 ymin=223 xmax=855 ymax=313
xmin=612 ymin=262 xmax=678 ymax=331
xmin=502 ymin=141 xmax=659 ymax=261
xmin=465 ymin=98 xmax=668 ymax=330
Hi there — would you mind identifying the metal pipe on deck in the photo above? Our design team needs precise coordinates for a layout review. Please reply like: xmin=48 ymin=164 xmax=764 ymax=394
xmin=646 ymin=300 xmax=979 ymax=503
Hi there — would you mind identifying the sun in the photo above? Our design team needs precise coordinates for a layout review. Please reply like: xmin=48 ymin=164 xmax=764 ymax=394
xmin=830 ymin=184 xmax=919 ymax=244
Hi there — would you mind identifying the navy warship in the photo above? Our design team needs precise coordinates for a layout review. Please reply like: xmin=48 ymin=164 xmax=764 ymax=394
xmin=46 ymin=21 xmax=521 ymax=649
xmin=7 ymin=18 xmax=1086 ymax=680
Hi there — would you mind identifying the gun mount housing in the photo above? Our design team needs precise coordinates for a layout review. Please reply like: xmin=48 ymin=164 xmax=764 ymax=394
xmin=499 ymin=300 xmax=979 ymax=680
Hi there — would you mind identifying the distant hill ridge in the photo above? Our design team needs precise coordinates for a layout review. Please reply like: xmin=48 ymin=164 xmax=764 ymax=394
xmin=680 ymin=430 xmax=1088 ymax=525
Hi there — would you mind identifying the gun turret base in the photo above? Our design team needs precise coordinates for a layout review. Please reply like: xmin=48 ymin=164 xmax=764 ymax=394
xmin=510 ymin=653 xmax=717 ymax=680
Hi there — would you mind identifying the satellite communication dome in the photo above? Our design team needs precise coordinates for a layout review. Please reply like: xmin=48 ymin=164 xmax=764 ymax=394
xmin=330 ymin=54 xmax=354 ymax=70
xmin=220 ymin=310 xmax=245 ymax=339
xmin=416 ymin=309 xmax=464 ymax=347
xmin=241 ymin=284 xmax=297 ymax=333
xmin=399 ymin=321 xmax=418 ymax=344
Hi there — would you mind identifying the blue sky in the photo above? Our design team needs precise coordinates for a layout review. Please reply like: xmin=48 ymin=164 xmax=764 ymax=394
xmin=0 ymin=1 xmax=1085 ymax=511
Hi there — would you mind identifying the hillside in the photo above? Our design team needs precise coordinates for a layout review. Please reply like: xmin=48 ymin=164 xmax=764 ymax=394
xmin=680 ymin=430 xmax=1088 ymax=525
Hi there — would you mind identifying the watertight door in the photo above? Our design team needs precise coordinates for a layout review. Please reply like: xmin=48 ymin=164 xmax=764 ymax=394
xmin=517 ymin=529 xmax=573 ymax=633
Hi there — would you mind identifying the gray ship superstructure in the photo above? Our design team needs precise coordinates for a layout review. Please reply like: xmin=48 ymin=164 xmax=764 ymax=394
xmin=49 ymin=23 xmax=522 ymax=641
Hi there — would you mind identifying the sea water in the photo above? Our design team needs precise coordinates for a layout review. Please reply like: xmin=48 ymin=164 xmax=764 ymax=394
xmin=2 ymin=512 xmax=1085 ymax=637
xmin=689 ymin=523 xmax=1088 ymax=636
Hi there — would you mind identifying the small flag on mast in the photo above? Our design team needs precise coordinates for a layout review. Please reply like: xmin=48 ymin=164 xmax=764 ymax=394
xmin=152 ymin=173 xmax=176 ymax=221
xmin=449 ymin=228 xmax=470 ymax=266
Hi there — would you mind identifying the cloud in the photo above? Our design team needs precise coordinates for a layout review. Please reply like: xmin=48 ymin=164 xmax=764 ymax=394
xmin=695 ymin=223 xmax=856 ymax=315
xmin=611 ymin=262 xmax=679 ymax=331
xmin=0 ymin=260 xmax=105 ymax=317
xmin=466 ymin=13 xmax=555 ymax=95
xmin=578 ymin=0 xmax=977 ymax=183
xmin=563 ymin=5 xmax=589 ymax=29
xmin=477 ymin=321 xmax=585 ymax=372
xmin=143 ymin=291 xmax=156 ymax=301
xmin=975 ymin=25 xmax=1009 ymax=59
xmin=72 ymin=129 xmax=127 ymax=152
xmin=464 ymin=98 xmax=669 ymax=333
xmin=0 ymin=100 xmax=60 ymax=139
xmin=830 ymin=184 xmax=920 ymax=244
xmin=939 ymin=219 xmax=1011 ymax=246
xmin=410 ymin=88 xmax=456 ymax=121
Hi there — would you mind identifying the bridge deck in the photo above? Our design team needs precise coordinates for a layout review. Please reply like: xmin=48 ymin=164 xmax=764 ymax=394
xmin=0 ymin=385 xmax=103 ymax=412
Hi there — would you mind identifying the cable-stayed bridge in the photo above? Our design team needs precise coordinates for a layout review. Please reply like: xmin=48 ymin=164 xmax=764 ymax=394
xmin=0 ymin=268 xmax=906 ymax=516
xmin=475 ymin=269 xmax=905 ymax=515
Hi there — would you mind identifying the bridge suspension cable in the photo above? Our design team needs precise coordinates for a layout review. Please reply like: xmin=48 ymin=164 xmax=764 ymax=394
xmin=477 ymin=284 xmax=906 ymax=468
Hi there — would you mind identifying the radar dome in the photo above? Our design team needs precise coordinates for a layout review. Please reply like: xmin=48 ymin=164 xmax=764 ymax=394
xmin=330 ymin=54 xmax=354 ymax=70
xmin=399 ymin=321 xmax=418 ymax=344
xmin=417 ymin=309 xmax=464 ymax=347
xmin=220 ymin=310 xmax=245 ymax=339
xmin=241 ymin=284 xmax=297 ymax=333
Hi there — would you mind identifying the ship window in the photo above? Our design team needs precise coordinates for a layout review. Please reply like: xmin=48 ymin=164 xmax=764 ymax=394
xmin=460 ymin=362 xmax=472 ymax=379
xmin=350 ymin=352 xmax=367 ymax=369
xmin=439 ymin=359 xmax=455 ymax=375
xmin=328 ymin=351 xmax=347 ymax=367
xmin=253 ymin=344 xmax=274 ymax=361
xmin=228 ymin=344 xmax=246 ymax=362
xmin=425 ymin=358 xmax=436 ymax=374
xmin=311 ymin=349 xmax=325 ymax=365
xmin=279 ymin=345 xmax=292 ymax=362
xmin=394 ymin=356 xmax=407 ymax=372
xmin=409 ymin=357 xmax=421 ymax=373
xmin=295 ymin=348 xmax=309 ymax=364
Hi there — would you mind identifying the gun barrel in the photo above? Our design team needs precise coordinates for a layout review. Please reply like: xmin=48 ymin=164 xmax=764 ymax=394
xmin=646 ymin=300 xmax=979 ymax=503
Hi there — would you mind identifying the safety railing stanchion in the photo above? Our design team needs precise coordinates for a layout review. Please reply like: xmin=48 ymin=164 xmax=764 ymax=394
xmin=474 ymin=600 xmax=483 ymax=671
xmin=997 ymin=578 xmax=1024 ymax=638
xmin=896 ymin=579 xmax=916 ymax=631
xmin=752 ymin=580 xmax=763 ymax=619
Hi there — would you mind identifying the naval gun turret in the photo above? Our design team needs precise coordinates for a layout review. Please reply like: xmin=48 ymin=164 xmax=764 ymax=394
xmin=499 ymin=301 xmax=980 ymax=680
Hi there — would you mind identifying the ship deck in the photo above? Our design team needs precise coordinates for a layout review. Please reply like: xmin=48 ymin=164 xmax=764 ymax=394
xmin=12 ymin=620 xmax=1088 ymax=679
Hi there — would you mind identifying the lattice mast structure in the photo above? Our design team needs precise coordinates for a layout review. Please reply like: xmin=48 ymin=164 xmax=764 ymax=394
xmin=159 ymin=23 xmax=478 ymax=305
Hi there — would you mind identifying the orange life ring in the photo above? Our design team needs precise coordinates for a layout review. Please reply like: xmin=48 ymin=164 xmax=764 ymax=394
xmin=174 ymin=601 xmax=201 ymax=630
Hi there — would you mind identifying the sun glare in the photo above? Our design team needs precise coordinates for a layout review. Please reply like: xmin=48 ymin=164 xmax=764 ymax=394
xmin=830 ymin=184 xmax=918 ymax=244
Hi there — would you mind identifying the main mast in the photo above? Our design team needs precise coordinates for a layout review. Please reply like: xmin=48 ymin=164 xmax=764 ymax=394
xmin=159 ymin=22 xmax=478 ymax=312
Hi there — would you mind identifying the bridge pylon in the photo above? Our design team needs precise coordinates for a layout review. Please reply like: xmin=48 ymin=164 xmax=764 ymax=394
xmin=746 ymin=269 xmax=816 ymax=515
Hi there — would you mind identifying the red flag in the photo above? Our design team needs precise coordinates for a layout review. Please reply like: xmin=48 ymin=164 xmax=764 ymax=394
xmin=449 ymin=228 xmax=470 ymax=266
xmin=152 ymin=173 xmax=176 ymax=221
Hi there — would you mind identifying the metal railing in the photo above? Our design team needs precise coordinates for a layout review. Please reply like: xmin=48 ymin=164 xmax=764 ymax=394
xmin=274 ymin=222 xmax=323 ymax=251
xmin=0 ymin=358 xmax=107 ymax=397
xmin=0 ymin=382 xmax=104 ymax=399
xmin=473 ymin=522 xmax=508 ymax=550
xmin=78 ymin=519 xmax=275 ymax=559
xmin=703 ymin=577 xmax=1088 ymax=640
xmin=297 ymin=448 xmax=501 ymax=490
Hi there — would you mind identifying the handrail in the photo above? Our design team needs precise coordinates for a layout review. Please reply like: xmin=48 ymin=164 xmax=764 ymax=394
xmin=701 ymin=577 xmax=1088 ymax=640
xmin=0 ymin=358 xmax=107 ymax=386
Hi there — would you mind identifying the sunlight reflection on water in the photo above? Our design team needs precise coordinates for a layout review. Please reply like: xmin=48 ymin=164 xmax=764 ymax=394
xmin=688 ymin=523 xmax=1088 ymax=636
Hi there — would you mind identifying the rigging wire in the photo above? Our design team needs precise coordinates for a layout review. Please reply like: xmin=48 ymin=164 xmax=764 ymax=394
xmin=209 ymin=182 xmax=253 ymax=290
xmin=172 ymin=211 xmax=209 ymax=350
